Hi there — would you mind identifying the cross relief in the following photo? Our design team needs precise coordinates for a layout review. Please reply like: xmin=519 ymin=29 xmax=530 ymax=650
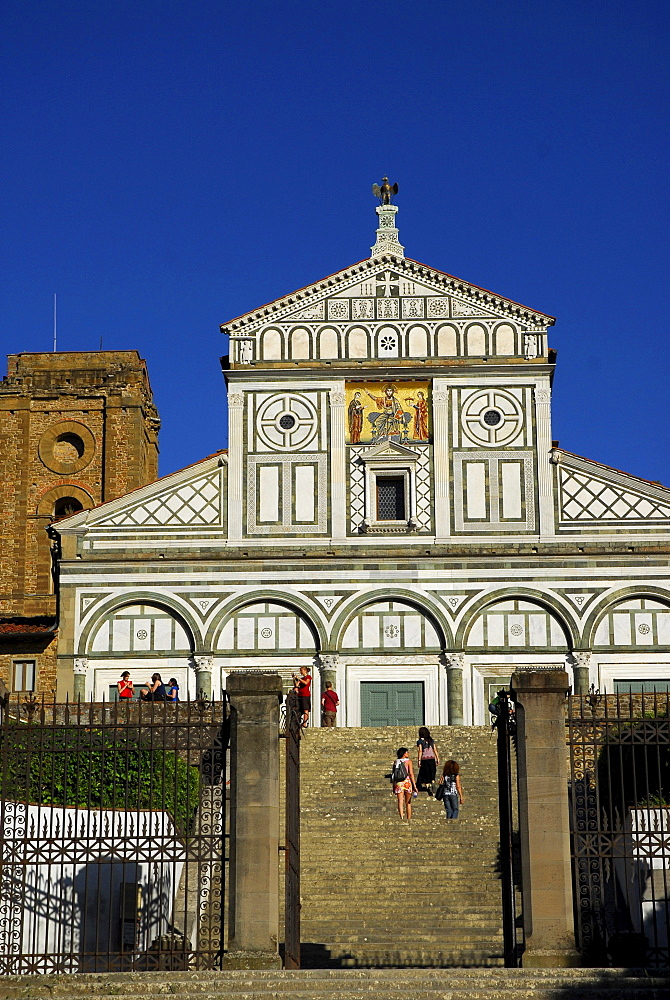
xmin=375 ymin=271 xmax=399 ymax=298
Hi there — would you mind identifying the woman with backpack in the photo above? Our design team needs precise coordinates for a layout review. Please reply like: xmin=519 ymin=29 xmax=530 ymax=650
xmin=416 ymin=726 xmax=439 ymax=794
xmin=392 ymin=747 xmax=418 ymax=821
xmin=438 ymin=759 xmax=464 ymax=819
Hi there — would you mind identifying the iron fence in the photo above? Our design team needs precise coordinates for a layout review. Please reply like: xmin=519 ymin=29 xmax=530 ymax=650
xmin=0 ymin=696 xmax=228 ymax=974
xmin=568 ymin=691 xmax=670 ymax=968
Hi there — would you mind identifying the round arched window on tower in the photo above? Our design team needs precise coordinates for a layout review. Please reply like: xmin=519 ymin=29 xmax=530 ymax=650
xmin=53 ymin=496 xmax=84 ymax=520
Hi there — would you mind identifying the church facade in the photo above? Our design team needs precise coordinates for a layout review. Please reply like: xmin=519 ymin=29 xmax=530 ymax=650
xmin=54 ymin=199 xmax=670 ymax=724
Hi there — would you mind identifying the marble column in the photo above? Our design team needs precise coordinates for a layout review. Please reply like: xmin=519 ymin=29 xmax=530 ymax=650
xmin=73 ymin=657 xmax=88 ymax=701
xmin=444 ymin=652 xmax=465 ymax=726
xmin=318 ymin=652 xmax=339 ymax=690
xmin=328 ymin=386 xmax=347 ymax=539
xmin=570 ymin=651 xmax=592 ymax=696
xmin=534 ymin=384 xmax=555 ymax=537
xmin=431 ymin=383 xmax=450 ymax=538
xmin=193 ymin=655 xmax=213 ymax=700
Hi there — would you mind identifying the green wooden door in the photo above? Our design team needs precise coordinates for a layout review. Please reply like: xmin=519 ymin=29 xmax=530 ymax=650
xmin=360 ymin=681 xmax=424 ymax=727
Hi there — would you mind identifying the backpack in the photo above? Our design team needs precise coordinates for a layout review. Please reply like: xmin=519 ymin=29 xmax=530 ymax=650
xmin=392 ymin=758 xmax=408 ymax=783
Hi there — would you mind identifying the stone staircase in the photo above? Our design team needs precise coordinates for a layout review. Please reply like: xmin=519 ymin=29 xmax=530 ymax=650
xmin=297 ymin=726 xmax=505 ymax=968
xmin=0 ymin=968 xmax=667 ymax=1000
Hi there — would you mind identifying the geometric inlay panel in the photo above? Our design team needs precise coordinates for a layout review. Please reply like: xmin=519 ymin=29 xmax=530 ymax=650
xmin=559 ymin=468 xmax=670 ymax=524
xmin=255 ymin=392 xmax=319 ymax=452
xmin=460 ymin=388 xmax=524 ymax=447
xmin=107 ymin=470 xmax=222 ymax=527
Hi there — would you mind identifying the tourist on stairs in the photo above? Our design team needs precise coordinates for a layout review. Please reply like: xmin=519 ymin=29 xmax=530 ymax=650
xmin=392 ymin=747 xmax=417 ymax=821
xmin=416 ymin=726 xmax=439 ymax=793
xmin=439 ymin=759 xmax=464 ymax=819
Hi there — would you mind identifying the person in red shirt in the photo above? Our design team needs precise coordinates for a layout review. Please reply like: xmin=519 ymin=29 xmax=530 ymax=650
xmin=293 ymin=665 xmax=312 ymax=728
xmin=321 ymin=681 xmax=339 ymax=727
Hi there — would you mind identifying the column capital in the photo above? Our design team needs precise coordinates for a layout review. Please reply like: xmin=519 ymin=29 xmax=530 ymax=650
xmin=570 ymin=650 xmax=592 ymax=669
xmin=194 ymin=654 xmax=214 ymax=673
xmin=73 ymin=657 xmax=88 ymax=676
xmin=318 ymin=653 xmax=339 ymax=670
xmin=328 ymin=389 xmax=345 ymax=406
xmin=444 ymin=651 xmax=465 ymax=671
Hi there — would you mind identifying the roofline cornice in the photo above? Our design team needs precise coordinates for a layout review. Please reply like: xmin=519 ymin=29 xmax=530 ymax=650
xmin=220 ymin=255 xmax=555 ymax=335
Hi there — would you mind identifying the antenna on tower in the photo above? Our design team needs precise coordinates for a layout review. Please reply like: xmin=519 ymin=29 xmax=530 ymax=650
xmin=53 ymin=294 xmax=57 ymax=352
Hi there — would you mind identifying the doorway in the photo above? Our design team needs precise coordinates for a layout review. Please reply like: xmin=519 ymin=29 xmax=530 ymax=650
xmin=360 ymin=681 xmax=424 ymax=727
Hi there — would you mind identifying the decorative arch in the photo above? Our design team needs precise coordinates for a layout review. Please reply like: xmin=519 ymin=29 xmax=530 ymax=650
xmin=261 ymin=327 xmax=283 ymax=361
xmin=456 ymin=588 xmax=576 ymax=651
xmin=37 ymin=483 xmax=95 ymax=518
xmin=331 ymin=589 xmax=452 ymax=651
xmin=493 ymin=322 xmax=517 ymax=356
xmin=79 ymin=592 xmax=199 ymax=656
xmin=347 ymin=327 xmax=369 ymax=359
xmin=289 ymin=326 xmax=311 ymax=360
xmin=585 ymin=587 xmax=670 ymax=650
xmin=207 ymin=591 xmax=326 ymax=652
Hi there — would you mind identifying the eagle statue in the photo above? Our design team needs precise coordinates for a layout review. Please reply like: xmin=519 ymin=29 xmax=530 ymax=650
xmin=372 ymin=177 xmax=398 ymax=205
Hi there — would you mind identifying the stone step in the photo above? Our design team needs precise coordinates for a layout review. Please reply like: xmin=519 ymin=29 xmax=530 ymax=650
xmin=0 ymin=969 xmax=665 ymax=999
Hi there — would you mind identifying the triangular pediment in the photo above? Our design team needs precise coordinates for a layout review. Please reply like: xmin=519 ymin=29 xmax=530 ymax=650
xmin=556 ymin=451 xmax=670 ymax=529
xmin=222 ymin=255 xmax=554 ymax=336
xmin=357 ymin=440 xmax=420 ymax=462
xmin=55 ymin=452 xmax=227 ymax=534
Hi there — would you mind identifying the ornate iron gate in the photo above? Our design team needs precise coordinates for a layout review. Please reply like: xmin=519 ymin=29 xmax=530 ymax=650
xmin=492 ymin=690 xmax=523 ymax=967
xmin=568 ymin=691 xmax=670 ymax=968
xmin=0 ymin=696 xmax=228 ymax=974
xmin=283 ymin=690 xmax=301 ymax=969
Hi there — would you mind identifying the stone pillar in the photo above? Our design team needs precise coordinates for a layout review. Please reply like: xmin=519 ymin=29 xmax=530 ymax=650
xmin=445 ymin=652 xmax=465 ymax=726
xmin=226 ymin=671 xmax=282 ymax=968
xmin=432 ymin=384 xmax=450 ymax=538
xmin=227 ymin=392 xmax=245 ymax=539
xmin=511 ymin=668 xmax=579 ymax=967
xmin=193 ymin=655 xmax=213 ymax=699
xmin=73 ymin=657 xmax=88 ymax=700
xmin=534 ymin=385 xmax=555 ymax=537
xmin=328 ymin=387 xmax=347 ymax=539
xmin=570 ymin=651 xmax=591 ymax=696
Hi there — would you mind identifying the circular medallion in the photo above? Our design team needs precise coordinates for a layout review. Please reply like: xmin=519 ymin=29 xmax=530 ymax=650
xmin=638 ymin=623 xmax=651 ymax=635
xmin=460 ymin=389 xmax=524 ymax=446
xmin=260 ymin=628 xmax=273 ymax=638
xmin=256 ymin=393 xmax=318 ymax=451
xmin=136 ymin=629 xmax=148 ymax=640
xmin=510 ymin=623 xmax=523 ymax=636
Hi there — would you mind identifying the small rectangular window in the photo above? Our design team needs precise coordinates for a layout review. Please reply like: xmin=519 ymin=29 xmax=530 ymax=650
xmin=13 ymin=661 xmax=36 ymax=692
xmin=376 ymin=477 xmax=405 ymax=521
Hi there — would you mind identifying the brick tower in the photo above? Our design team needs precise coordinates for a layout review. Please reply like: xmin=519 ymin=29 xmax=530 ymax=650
xmin=0 ymin=351 xmax=160 ymax=694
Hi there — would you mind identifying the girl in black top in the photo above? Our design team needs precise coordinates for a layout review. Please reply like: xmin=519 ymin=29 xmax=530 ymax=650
xmin=141 ymin=673 xmax=167 ymax=701
xmin=416 ymin=726 xmax=439 ymax=793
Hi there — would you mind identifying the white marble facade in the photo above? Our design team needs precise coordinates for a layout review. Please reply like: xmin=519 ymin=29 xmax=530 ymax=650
xmin=55 ymin=203 xmax=670 ymax=723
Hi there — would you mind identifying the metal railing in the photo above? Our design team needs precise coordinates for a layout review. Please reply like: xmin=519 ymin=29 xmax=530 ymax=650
xmin=568 ymin=690 xmax=670 ymax=968
xmin=0 ymin=695 xmax=228 ymax=974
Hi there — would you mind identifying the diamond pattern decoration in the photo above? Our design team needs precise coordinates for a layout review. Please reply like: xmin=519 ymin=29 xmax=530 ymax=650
xmin=350 ymin=453 xmax=365 ymax=529
xmin=415 ymin=449 xmax=431 ymax=529
xmin=559 ymin=468 xmax=670 ymax=523
xmin=108 ymin=471 xmax=222 ymax=527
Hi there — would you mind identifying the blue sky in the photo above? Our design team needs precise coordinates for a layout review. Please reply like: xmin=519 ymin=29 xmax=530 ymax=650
xmin=2 ymin=1 xmax=668 ymax=483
